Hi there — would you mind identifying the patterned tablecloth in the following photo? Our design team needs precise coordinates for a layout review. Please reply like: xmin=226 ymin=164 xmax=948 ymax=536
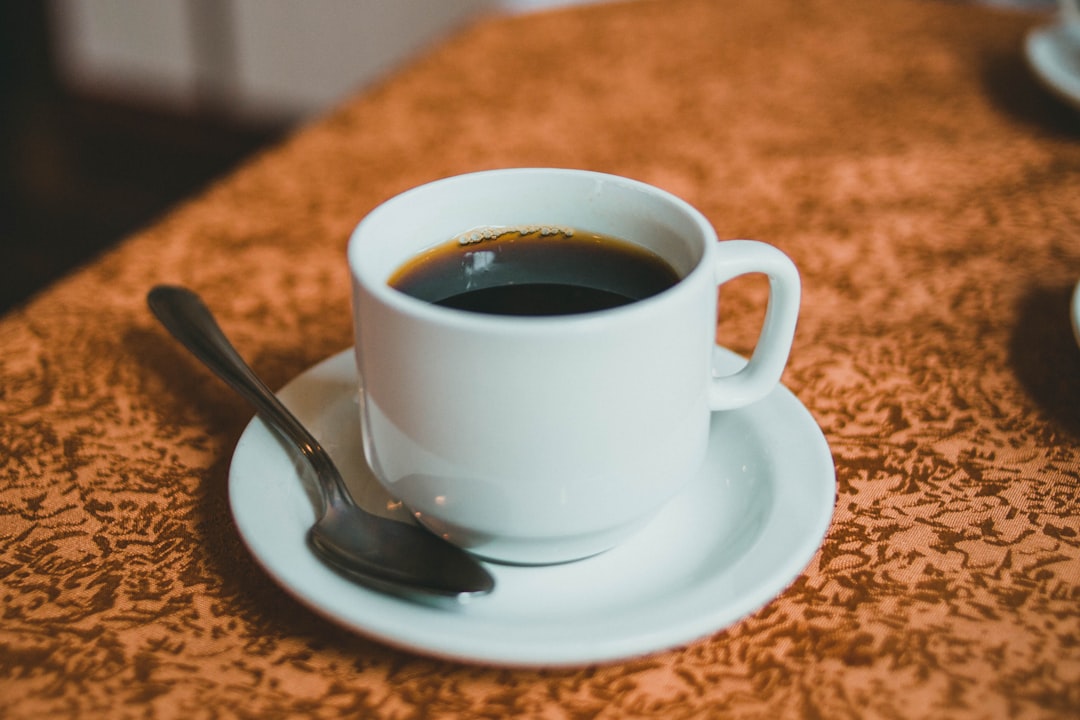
xmin=2 ymin=0 xmax=1079 ymax=716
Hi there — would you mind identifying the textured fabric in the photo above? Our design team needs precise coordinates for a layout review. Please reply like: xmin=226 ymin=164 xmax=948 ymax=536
xmin=2 ymin=0 xmax=1079 ymax=716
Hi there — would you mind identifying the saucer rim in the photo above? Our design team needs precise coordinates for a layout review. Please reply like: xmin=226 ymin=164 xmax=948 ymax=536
xmin=228 ymin=348 xmax=836 ymax=667
xmin=1025 ymin=21 xmax=1080 ymax=110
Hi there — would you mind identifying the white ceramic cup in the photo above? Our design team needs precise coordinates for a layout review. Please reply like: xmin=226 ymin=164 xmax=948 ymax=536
xmin=347 ymin=168 xmax=800 ymax=564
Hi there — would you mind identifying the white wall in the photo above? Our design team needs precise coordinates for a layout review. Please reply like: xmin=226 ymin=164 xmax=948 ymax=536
xmin=50 ymin=0 xmax=200 ymax=110
xmin=48 ymin=0 xmax=612 ymax=124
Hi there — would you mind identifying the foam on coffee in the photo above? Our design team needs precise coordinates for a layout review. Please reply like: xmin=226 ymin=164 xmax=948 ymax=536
xmin=454 ymin=225 xmax=577 ymax=246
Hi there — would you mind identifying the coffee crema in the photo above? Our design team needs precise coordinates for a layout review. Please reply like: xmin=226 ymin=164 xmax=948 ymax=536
xmin=388 ymin=226 xmax=680 ymax=317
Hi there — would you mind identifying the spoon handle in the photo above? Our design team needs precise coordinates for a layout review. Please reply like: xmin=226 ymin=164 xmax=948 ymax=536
xmin=147 ymin=285 xmax=348 ymax=512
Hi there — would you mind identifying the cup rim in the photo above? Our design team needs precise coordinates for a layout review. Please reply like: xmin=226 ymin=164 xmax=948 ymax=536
xmin=348 ymin=168 xmax=717 ymax=332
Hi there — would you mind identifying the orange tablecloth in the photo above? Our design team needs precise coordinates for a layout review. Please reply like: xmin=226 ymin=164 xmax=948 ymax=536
xmin=3 ymin=0 xmax=1079 ymax=716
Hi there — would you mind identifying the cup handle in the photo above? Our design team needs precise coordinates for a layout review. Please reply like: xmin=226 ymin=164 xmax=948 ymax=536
xmin=708 ymin=240 xmax=801 ymax=411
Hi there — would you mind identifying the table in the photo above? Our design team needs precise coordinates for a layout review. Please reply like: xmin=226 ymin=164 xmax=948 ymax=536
xmin=2 ymin=0 xmax=1078 ymax=716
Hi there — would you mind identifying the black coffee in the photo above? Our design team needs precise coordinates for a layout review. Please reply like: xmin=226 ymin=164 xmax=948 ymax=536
xmin=388 ymin=226 xmax=680 ymax=317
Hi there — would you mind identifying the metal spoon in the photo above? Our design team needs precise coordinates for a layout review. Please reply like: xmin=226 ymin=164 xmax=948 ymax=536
xmin=147 ymin=285 xmax=495 ymax=598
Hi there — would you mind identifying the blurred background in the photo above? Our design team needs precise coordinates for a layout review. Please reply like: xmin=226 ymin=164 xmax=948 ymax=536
xmin=0 ymin=0 xmax=608 ymax=313
xmin=0 ymin=0 xmax=1060 ymax=313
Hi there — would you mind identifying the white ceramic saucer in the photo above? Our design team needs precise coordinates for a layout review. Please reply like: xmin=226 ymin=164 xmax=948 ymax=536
xmin=1072 ymin=279 xmax=1080 ymax=347
xmin=228 ymin=348 xmax=836 ymax=667
xmin=1025 ymin=21 xmax=1080 ymax=112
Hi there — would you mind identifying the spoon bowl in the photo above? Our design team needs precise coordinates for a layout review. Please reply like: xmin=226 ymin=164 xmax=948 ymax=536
xmin=147 ymin=285 xmax=495 ymax=598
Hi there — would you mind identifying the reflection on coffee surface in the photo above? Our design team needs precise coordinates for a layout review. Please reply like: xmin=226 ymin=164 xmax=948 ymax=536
xmin=388 ymin=226 xmax=680 ymax=316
